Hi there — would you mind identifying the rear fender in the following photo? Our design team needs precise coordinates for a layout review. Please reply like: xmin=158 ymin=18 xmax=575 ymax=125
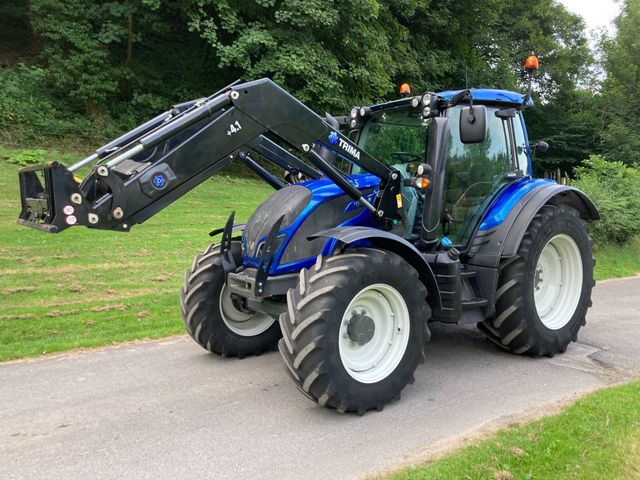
xmin=468 ymin=184 xmax=599 ymax=268
xmin=311 ymin=227 xmax=441 ymax=310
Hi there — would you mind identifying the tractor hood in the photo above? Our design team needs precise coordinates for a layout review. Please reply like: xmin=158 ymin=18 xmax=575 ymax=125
xmin=242 ymin=174 xmax=379 ymax=274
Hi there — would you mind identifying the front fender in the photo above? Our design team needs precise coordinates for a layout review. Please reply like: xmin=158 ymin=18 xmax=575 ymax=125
xmin=311 ymin=226 xmax=441 ymax=309
xmin=468 ymin=184 xmax=599 ymax=268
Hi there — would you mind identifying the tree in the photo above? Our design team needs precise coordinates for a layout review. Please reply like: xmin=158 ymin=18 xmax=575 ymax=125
xmin=525 ymin=89 xmax=603 ymax=176
xmin=30 ymin=0 xmax=125 ymax=115
xmin=183 ymin=0 xmax=414 ymax=112
xmin=1 ymin=0 xmax=600 ymax=151
xmin=601 ymin=0 xmax=640 ymax=164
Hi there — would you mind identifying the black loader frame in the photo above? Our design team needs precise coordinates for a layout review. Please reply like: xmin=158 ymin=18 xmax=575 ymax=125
xmin=18 ymin=79 xmax=404 ymax=235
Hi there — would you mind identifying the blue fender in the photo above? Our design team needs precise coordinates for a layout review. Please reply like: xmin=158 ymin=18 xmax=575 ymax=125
xmin=311 ymin=226 xmax=441 ymax=309
xmin=468 ymin=183 xmax=599 ymax=268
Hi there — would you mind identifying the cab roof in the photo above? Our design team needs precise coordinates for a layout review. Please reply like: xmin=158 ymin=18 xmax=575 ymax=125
xmin=437 ymin=88 xmax=533 ymax=106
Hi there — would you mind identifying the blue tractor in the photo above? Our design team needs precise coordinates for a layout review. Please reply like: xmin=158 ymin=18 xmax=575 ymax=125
xmin=18 ymin=57 xmax=598 ymax=413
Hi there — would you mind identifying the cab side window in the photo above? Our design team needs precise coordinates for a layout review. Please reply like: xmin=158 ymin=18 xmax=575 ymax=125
xmin=513 ymin=114 xmax=530 ymax=174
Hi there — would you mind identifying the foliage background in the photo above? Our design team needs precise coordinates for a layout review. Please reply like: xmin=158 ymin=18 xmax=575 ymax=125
xmin=0 ymin=0 xmax=599 ymax=166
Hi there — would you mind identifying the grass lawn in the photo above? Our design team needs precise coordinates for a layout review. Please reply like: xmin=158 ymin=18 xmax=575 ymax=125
xmin=594 ymin=237 xmax=640 ymax=281
xmin=1 ymin=145 xmax=640 ymax=361
xmin=0 ymin=146 xmax=272 ymax=361
xmin=391 ymin=380 xmax=640 ymax=480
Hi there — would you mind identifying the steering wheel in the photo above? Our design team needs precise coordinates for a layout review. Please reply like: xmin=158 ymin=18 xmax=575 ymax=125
xmin=284 ymin=170 xmax=309 ymax=184
xmin=391 ymin=152 xmax=422 ymax=163
xmin=454 ymin=181 xmax=493 ymax=207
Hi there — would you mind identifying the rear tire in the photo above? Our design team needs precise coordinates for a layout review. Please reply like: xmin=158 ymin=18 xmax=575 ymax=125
xmin=279 ymin=249 xmax=430 ymax=414
xmin=478 ymin=204 xmax=595 ymax=356
xmin=180 ymin=241 xmax=281 ymax=358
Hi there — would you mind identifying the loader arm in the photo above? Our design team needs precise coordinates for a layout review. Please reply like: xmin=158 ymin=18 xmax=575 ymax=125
xmin=18 ymin=78 xmax=400 ymax=234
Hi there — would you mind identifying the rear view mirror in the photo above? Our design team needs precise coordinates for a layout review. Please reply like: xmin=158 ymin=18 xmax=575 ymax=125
xmin=459 ymin=105 xmax=487 ymax=144
xmin=532 ymin=140 xmax=549 ymax=154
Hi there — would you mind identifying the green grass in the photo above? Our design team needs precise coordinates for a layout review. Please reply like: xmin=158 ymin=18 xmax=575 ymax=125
xmin=594 ymin=237 xmax=640 ymax=281
xmin=0 ymin=146 xmax=272 ymax=361
xmin=392 ymin=380 xmax=640 ymax=480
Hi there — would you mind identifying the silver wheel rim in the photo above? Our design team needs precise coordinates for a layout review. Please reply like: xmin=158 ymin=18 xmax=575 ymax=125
xmin=219 ymin=286 xmax=275 ymax=336
xmin=338 ymin=283 xmax=410 ymax=384
xmin=534 ymin=234 xmax=583 ymax=330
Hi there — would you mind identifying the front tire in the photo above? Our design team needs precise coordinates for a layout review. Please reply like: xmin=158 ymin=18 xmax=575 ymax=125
xmin=279 ymin=249 xmax=430 ymax=414
xmin=180 ymin=241 xmax=281 ymax=358
xmin=478 ymin=204 xmax=595 ymax=356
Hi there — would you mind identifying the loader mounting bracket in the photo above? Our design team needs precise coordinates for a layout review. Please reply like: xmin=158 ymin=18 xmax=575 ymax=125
xmin=220 ymin=211 xmax=237 ymax=274
xmin=254 ymin=215 xmax=285 ymax=297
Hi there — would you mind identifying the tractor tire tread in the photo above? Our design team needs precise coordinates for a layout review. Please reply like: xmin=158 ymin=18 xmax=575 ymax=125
xmin=478 ymin=204 xmax=594 ymax=356
xmin=180 ymin=241 xmax=280 ymax=357
xmin=279 ymin=248 xmax=429 ymax=414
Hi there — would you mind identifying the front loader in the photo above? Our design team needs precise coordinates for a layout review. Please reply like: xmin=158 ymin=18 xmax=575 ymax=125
xmin=17 ymin=56 xmax=599 ymax=414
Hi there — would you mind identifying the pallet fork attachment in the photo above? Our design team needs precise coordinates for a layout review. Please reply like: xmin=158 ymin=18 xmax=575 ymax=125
xmin=18 ymin=78 xmax=401 ymax=234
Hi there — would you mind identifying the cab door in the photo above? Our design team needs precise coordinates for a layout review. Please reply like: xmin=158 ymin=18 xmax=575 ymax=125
xmin=442 ymin=106 xmax=518 ymax=247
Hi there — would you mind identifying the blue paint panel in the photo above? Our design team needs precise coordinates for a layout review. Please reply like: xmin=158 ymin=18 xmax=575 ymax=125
xmin=437 ymin=88 xmax=533 ymax=106
xmin=479 ymin=178 xmax=555 ymax=231
xmin=242 ymin=173 xmax=380 ymax=274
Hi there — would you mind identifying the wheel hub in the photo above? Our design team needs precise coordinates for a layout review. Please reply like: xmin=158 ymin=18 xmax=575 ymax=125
xmin=346 ymin=310 xmax=376 ymax=345
xmin=534 ymin=267 xmax=543 ymax=290
xmin=219 ymin=286 xmax=276 ymax=337
xmin=338 ymin=283 xmax=411 ymax=384
xmin=230 ymin=292 xmax=251 ymax=313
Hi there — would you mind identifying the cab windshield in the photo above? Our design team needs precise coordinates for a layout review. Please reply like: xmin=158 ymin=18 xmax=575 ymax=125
xmin=353 ymin=109 xmax=431 ymax=241
xmin=354 ymin=109 xmax=431 ymax=172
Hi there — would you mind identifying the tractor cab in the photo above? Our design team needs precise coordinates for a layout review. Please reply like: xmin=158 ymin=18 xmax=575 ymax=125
xmin=352 ymin=88 xmax=532 ymax=250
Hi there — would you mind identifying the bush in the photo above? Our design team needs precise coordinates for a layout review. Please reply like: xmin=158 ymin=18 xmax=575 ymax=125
xmin=4 ymin=147 xmax=76 ymax=166
xmin=0 ymin=64 xmax=92 ymax=143
xmin=6 ymin=148 xmax=47 ymax=166
xmin=0 ymin=64 xmax=129 ymax=146
xmin=571 ymin=155 xmax=640 ymax=245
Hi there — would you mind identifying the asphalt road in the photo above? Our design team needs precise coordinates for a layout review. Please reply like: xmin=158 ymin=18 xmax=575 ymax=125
xmin=2 ymin=277 xmax=639 ymax=480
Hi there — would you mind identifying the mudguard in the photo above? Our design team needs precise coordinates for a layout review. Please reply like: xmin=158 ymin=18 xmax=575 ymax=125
xmin=468 ymin=184 xmax=599 ymax=268
xmin=311 ymin=226 xmax=441 ymax=309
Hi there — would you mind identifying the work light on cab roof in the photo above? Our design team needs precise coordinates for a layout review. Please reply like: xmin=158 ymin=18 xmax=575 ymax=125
xmin=525 ymin=54 xmax=539 ymax=72
xmin=524 ymin=53 xmax=540 ymax=104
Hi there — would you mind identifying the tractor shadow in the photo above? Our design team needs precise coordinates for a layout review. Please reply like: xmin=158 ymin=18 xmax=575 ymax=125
xmin=184 ymin=321 xmax=591 ymax=420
